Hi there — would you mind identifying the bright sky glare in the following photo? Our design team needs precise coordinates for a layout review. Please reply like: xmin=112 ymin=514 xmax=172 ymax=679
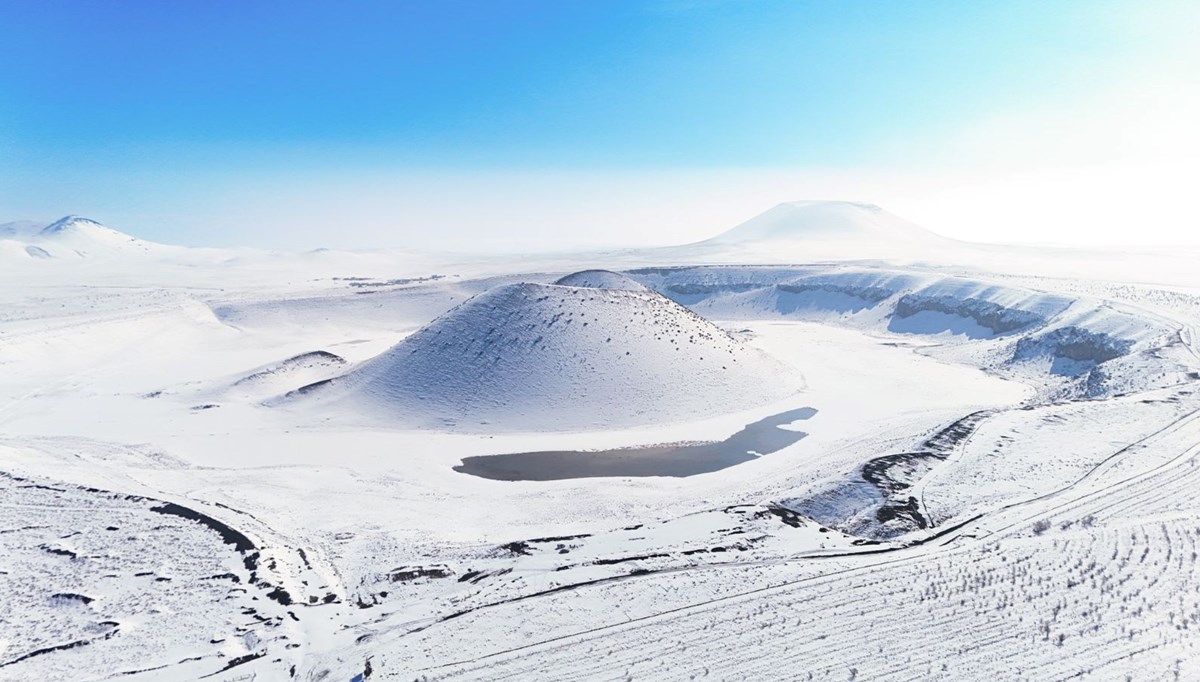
xmin=1 ymin=0 xmax=1197 ymax=249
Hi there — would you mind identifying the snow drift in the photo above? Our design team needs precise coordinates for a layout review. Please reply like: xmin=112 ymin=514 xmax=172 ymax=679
xmin=281 ymin=280 xmax=805 ymax=431
xmin=224 ymin=351 xmax=347 ymax=400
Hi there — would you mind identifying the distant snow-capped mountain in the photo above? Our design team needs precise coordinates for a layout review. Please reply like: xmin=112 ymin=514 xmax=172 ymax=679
xmin=32 ymin=215 xmax=161 ymax=256
xmin=701 ymin=200 xmax=943 ymax=245
xmin=0 ymin=215 xmax=166 ymax=260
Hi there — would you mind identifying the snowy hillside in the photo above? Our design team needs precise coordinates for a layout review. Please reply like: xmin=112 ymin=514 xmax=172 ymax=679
xmin=10 ymin=215 xmax=164 ymax=259
xmin=283 ymin=277 xmax=806 ymax=431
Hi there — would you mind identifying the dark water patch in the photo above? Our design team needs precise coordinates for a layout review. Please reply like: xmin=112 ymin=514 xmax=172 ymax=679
xmin=454 ymin=407 xmax=816 ymax=481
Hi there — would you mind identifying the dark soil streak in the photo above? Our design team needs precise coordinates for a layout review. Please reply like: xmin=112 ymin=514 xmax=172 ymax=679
xmin=0 ymin=624 xmax=119 ymax=668
xmin=853 ymin=410 xmax=995 ymax=535
xmin=150 ymin=503 xmax=256 ymax=553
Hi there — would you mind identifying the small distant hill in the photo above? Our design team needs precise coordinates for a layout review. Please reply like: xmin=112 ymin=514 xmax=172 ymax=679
xmin=553 ymin=269 xmax=650 ymax=291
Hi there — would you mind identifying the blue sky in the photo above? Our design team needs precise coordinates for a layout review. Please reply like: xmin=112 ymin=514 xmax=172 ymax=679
xmin=2 ymin=1 xmax=1197 ymax=248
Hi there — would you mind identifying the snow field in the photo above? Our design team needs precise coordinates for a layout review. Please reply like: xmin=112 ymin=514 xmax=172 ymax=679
xmin=3 ymin=205 xmax=1200 ymax=679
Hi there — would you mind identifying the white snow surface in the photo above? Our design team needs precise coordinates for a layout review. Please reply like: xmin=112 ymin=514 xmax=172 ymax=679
xmin=4 ymin=203 xmax=1200 ymax=681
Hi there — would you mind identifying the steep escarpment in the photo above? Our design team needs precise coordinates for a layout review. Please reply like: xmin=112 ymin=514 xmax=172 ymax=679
xmin=628 ymin=265 xmax=1191 ymax=399
xmin=887 ymin=279 xmax=1074 ymax=339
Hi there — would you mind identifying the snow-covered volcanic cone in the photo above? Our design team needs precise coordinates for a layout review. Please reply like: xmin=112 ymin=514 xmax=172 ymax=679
xmin=666 ymin=200 xmax=954 ymax=263
xmin=553 ymin=269 xmax=650 ymax=292
xmin=286 ymin=278 xmax=804 ymax=431
xmin=30 ymin=215 xmax=162 ymax=257
xmin=705 ymin=200 xmax=938 ymax=244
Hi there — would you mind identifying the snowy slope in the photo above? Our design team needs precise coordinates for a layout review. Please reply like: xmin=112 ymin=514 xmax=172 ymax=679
xmin=283 ymin=280 xmax=806 ymax=431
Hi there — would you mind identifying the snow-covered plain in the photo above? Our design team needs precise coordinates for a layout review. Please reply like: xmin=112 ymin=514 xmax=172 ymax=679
xmin=3 ymin=202 xmax=1200 ymax=680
